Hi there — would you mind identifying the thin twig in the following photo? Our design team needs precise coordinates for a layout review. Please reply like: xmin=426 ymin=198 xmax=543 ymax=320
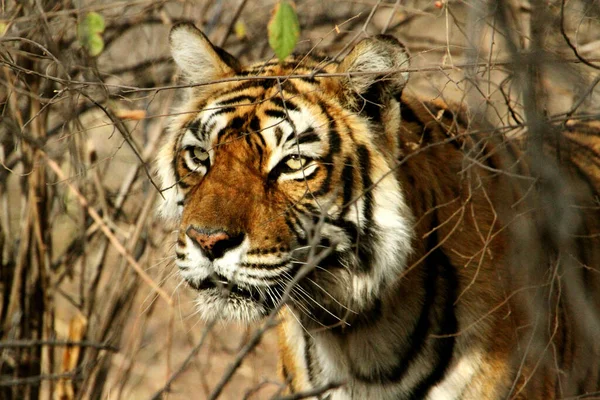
xmin=0 ymin=372 xmax=81 ymax=387
xmin=219 ymin=0 xmax=249 ymax=47
xmin=148 ymin=320 xmax=217 ymax=400
xmin=560 ymin=0 xmax=600 ymax=71
xmin=44 ymin=156 xmax=173 ymax=306
xmin=0 ymin=340 xmax=118 ymax=352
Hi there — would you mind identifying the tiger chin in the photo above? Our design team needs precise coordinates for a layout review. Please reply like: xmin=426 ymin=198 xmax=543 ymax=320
xmin=156 ymin=23 xmax=600 ymax=400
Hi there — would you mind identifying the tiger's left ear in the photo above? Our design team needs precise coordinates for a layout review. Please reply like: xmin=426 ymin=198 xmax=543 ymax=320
xmin=337 ymin=35 xmax=410 ymax=100
xmin=169 ymin=23 xmax=241 ymax=83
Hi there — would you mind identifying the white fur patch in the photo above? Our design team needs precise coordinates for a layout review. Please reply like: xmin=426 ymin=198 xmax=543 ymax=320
xmin=425 ymin=351 xmax=483 ymax=400
xmin=155 ymin=133 xmax=182 ymax=221
xmin=263 ymin=109 xmax=325 ymax=173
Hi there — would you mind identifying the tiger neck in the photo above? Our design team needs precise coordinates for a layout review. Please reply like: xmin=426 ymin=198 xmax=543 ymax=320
xmin=281 ymin=233 xmax=467 ymax=397
xmin=280 ymin=96 xmax=490 ymax=396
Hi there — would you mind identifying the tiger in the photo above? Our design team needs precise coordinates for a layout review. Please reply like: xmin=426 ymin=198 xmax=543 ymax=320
xmin=156 ymin=22 xmax=600 ymax=399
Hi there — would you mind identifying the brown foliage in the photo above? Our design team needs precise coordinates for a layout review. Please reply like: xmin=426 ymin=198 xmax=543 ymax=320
xmin=0 ymin=0 xmax=598 ymax=399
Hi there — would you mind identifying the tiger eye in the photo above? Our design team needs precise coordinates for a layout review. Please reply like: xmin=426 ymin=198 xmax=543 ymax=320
xmin=193 ymin=147 xmax=209 ymax=162
xmin=285 ymin=156 xmax=307 ymax=171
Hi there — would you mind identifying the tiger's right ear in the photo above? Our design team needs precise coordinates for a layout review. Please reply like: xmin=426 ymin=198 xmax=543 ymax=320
xmin=169 ymin=23 xmax=241 ymax=83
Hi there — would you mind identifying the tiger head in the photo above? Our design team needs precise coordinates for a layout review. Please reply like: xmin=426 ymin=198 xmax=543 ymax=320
xmin=157 ymin=23 xmax=414 ymax=324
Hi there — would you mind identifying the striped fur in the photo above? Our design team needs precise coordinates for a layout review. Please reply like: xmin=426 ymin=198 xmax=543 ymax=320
xmin=156 ymin=23 xmax=600 ymax=399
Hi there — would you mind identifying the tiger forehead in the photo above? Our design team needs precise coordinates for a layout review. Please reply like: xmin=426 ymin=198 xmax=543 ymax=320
xmin=191 ymin=83 xmax=335 ymax=135
xmin=213 ymin=58 xmax=340 ymax=102
xmin=242 ymin=55 xmax=337 ymax=76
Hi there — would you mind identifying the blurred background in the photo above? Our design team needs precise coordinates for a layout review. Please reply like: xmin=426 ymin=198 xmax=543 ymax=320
xmin=1 ymin=0 xmax=599 ymax=399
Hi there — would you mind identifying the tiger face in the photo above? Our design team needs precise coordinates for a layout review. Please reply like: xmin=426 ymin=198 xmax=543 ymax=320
xmin=157 ymin=24 xmax=414 ymax=323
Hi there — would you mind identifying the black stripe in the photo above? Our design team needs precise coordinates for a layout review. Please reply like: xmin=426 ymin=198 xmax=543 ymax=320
xmin=247 ymin=61 xmax=282 ymax=69
xmin=256 ymin=140 xmax=264 ymax=163
xmin=212 ymin=106 xmax=236 ymax=116
xmin=340 ymin=157 xmax=355 ymax=217
xmin=349 ymin=211 xmax=459 ymax=389
xmin=329 ymin=146 xmax=376 ymax=275
xmin=316 ymin=221 xmax=373 ymax=287
xmin=281 ymin=363 xmax=295 ymax=393
xmin=331 ymin=219 xmax=359 ymax=245
xmin=247 ymin=245 xmax=288 ymax=255
xmin=228 ymin=79 xmax=276 ymax=92
xmin=298 ymin=76 xmax=317 ymax=84
xmin=199 ymin=120 xmax=215 ymax=140
xmin=285 ymin=211 xmax=307 ymax=245
xmin=216 ymin=95 xmax=256 ymax=106
xmin=351 ymin=247 xmax=436 ymax=384
xmin=171 ymin=140 xmax=180 ymax=189
xmin=254 ymin=133 xmax=266 ymax=164
xmin=358 ymin=84 xmax=383 ymax=121
xmin=241 ymin=260 xmax=289 ymax=269
xmin=265 ymin=109 xmax=287 ymax=120
xmin=312 ymin=155 xmax=333 ymax=196
xmin=275 ymin=127 xmax=284 ymax=146
xmin=177 ymin=179 xmax=190 ymax=189
xmin=303 ymin=332 xmax=317 ymax=387
xmin=271 ymin=96 xmax=299 ymax=112
xmin=255 ymin=130 xmax=267 ymax=148
xmin=284 ymin=127 xmax=320 ymax=146
xmin=186 ymin=119 xmax=201 ymax=139
xmin=244 ymin=133 xmax=263 ymax=163
xmin=177 ymin=156 xmax=194 ymax=174
xmin=408 ymin=217 xmax=458 ymax=399
xmin=229 ymin=116 xmax=245 ymax=131
xmin=249 ymin=115 xmax=261 ymax=133
xmin=296 ymin=129 xmax=320 ymax=145
xmin=216 ymin=126 xmax=229 ymax=142
xmin=281 ymin=80 xmax=301 ymax=94
xmin=312 ymin=115 xmax=340 ymax=197
xmin=357 ymin=145 xmax=374 ymax=225
xmin=325 ymin=109 xmax=341 ymax=154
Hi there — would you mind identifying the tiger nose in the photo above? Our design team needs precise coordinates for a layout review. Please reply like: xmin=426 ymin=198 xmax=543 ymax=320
xmin=186 ymin=227 xmax=245 ymax=261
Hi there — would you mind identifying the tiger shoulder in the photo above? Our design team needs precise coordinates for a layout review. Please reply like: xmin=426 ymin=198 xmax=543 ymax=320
xmin=156 ymin=23 xmax=600 ymax=399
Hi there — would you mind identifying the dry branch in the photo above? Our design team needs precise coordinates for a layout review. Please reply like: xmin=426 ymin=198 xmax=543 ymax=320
xmin=44 ymin=156 xmax=172 ymax=306
xmin=1 ymin=0 xmax=598 ymax=399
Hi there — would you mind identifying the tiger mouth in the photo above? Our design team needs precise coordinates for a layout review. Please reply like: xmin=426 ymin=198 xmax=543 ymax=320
xmin=186 ymin=274 xmax=263 ymax=302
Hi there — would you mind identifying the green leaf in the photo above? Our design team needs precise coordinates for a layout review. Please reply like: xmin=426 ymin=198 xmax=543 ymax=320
xmin=268 ymin=0 xmax=300 ymax=62
xmin=85 ymin=12 xmax=105 ymax=33
xmin=78 ymin=12 xmax=105 ymax=57
xmin=87 ymin=34 xmax=104 ymax=57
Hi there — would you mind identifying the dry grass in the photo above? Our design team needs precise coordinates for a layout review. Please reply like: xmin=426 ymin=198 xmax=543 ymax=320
xmin=0 ymin=0 xmax=599 ymax=399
